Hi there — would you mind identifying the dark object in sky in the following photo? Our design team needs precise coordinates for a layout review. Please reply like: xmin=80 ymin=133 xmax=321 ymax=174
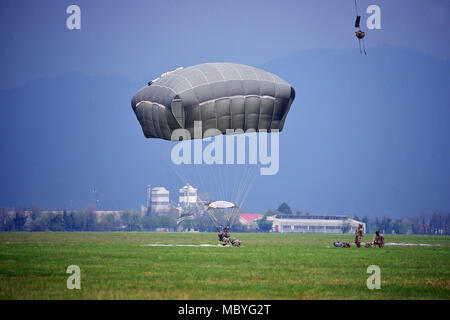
xmin=355 ymin=15 xmax=361 ymax=28
xmin=355 ymin=30 xmax=365 ymax=39
xmin=354 ymin=0 xmax=366 ymax=55
xmin=131 ymin=63 xmax=295 ymax=140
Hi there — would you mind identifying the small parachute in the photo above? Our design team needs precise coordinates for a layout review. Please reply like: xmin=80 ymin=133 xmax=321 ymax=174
xmin=207 ymin=200 xmax=240 ymax=230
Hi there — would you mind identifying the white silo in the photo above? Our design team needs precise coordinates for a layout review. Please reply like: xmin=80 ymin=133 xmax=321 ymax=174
xmin=179 ymin=183 xmax=197 ymax=207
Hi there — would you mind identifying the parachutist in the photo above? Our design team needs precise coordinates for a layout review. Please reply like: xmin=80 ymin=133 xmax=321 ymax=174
xmin=372 ymin=230 xmax=385 ymax=248
xmin=218 ymin=226 xmax=230 ymax=244
xmin=354 ymin=1 xmax=367 ymax=54
xmin=354 ymin=224 xmax=364 ymax=248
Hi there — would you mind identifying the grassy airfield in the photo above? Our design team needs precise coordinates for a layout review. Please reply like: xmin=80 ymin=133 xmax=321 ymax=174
xmin=0 ymin=232 xmax=448 ymax=299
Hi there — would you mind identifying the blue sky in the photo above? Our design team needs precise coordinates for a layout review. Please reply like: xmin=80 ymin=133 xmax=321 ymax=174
xmin=0 ymin=1 xmax=449 ymax=216
xmin=1 ymin=0 xmax=449 ymax=89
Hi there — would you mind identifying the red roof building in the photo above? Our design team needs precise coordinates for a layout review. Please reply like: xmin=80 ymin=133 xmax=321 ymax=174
xmin=239 ymin=213 xmax=263 ymax=226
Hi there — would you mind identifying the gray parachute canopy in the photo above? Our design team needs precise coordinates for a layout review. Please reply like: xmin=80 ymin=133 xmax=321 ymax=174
xmin=131 ymin=62 xmax=295 ymax=140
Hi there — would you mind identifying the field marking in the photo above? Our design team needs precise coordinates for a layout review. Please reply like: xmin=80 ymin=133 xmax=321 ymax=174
xmin=384 ymin=242 xmax=440 ymax=247
xmin=142 ymin=244 xmax=235 ymax=247
xmin=326 ymin=242 xmax=441 ymax=248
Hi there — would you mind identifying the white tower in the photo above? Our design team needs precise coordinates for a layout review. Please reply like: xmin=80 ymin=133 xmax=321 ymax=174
xmin=179 ymin=183 xmax=198 ymax=207
xmin=151 ymin=187 xmax=170 ymax=212
xmin=146 ymin=185 xmax=152 ymax=208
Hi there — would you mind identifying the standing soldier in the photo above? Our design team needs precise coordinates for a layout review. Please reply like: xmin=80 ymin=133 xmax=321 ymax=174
xmin=373 ymin=230 xmax=385 ymax=248
xmin=354 ymin=224 xmax=364 ymax=248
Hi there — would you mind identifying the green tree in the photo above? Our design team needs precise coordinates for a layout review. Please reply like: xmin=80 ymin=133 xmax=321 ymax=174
xmin=380 ymin=216 xmax=392 ymax=234
xmin=0 ymin=208 xmax=14 ymax=231
xmin=121 ymin=211 xmax=141 ymax=231
xmin=277 ymin=203 xmax=292 ymax=215
xmin=263 ymin=209 xmax=281 ymax=217
xmin=47 ymin=212 xmax=65 ymax=231
xmin=98 ymin=213 xmax=120 ymax=231
xmin=257 ymin=216 xmax=273 ymax=232
xmin=85 ymin=211 xmax=98 ymax=231
xmin=30 ymin=206 xmax=42 ymax=221
xmin=13 ymin=207 xmax=27 ymax=231
xmin=63 ymin=211 xmax=76 ymax=231
xmin=362 ymin=216 xmax=370 ymax=233
xmin=341 ymin=220 xmax=351 ymax=234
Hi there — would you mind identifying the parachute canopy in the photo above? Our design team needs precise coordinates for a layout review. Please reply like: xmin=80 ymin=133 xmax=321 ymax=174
xmin=131 ymin=63 xmax=295 ymax=140
xmin=207 ymin=200 xmax=237 ymax=209
xmin=207 ymin=200 xmax=240 ymax=229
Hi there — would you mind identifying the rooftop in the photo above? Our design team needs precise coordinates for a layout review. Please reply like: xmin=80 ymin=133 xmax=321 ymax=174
xmin=273 ymin=215 xmax=351 ymax=221
xmin=240 ymin=213 xmax=263 ymax=222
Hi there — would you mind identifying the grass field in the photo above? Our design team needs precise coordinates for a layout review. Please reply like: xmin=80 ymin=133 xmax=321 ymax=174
xmin=0 ymin=232 xmax=449 ymax=299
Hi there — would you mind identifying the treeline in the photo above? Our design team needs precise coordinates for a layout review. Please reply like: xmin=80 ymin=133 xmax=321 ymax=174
xmin=0 ymin=207 xmax=248 ymax=232
xmin=1 ymin=203 xmax=448 ymax=234
xmin=361 ymin=213 xmax=450 ymax=235
xmin=0 ymin=207 xmax=179 ymax=232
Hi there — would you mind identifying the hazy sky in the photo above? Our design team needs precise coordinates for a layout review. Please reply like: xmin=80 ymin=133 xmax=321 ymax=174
xmin=1 ymin=0 xmax=449 ymax=89
xmin=0 ymin=1 xmax=449 ymax=216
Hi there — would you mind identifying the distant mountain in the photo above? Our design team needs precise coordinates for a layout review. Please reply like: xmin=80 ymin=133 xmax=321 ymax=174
xmin=0 ymin=45 xmax=449 ymax=216
xmin=257 ymin=45 xmax=450 ymax=216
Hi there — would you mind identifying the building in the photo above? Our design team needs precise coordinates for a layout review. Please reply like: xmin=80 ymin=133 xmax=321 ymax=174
xmin=267 ymin=214 xmax=365 ymax=234
xmin=150 ymin=186 xmax=170 ymax=212
xmin=239 ymin=213 xmax=263 ymax=228
xmin=146 ymin=185 xmax=152 ymax=208
xmin=179 ymin=183 xmax=198 ymax=207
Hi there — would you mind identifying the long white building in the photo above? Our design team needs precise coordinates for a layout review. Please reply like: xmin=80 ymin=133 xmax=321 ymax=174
xmin=267 ymin=215 xmax=365 ymax=234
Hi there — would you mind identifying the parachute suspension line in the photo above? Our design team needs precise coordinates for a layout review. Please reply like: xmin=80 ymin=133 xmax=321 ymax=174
xmin=230 ymin=163 xmax=258 ymax=227
xmin=207 ymin=162 xmax=224 ymax=202
xmin=361 ymin=38 xmax=367 ymax=55
xmin=235 ymin=165 xmax=252 ymax=206
xmin=217 ymin=162 xmax=227 ymax=202
xmin=231 ymin=163 xmax=251 ymax=209
xmin=238 ymin=162 xmax=255 ymax=200
xmin=230 ymin=163 xmax=244 ymax=208
xmin=191 ymin=163 xmax=207 ymax=199
xmin=238 ymin=169 xmax=258 ymax=209
xmin=208 ymin=208 xmax=221 ymax=230
xmin=357 ymin=38 xmax=367 ymax=55
xmin=157 ymin=148 xmax=190 ymax=186
xmin=228 ymin=207 xmax=240 ymax=228
xmin=239 ymin=165 xmax=258 ymax=204
xmin=354 ymin=0 xmax=359 ymax=16
xmin=235 ymin=169 xmax=258 ymax=220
